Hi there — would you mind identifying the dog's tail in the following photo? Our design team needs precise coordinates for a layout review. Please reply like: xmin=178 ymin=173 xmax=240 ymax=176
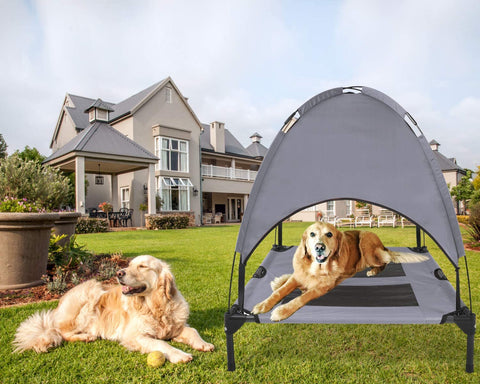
xmin=270 ymin=274 xmax=291 ymax=291
xmin=387 ymin=250 xmax=429 ymax=264
xmin=13 ymin=310 xmax=63 ymax=353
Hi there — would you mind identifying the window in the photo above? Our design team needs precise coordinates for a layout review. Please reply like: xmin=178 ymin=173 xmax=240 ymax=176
xmin=121 ymin=187 xmax=130 ymax=208
xmin=157 ymin=177 xmax=193 ymax=211
xmin=155 ymin=136 xmax=189 ymax=172
xmin=346 ymin=200 xmax=353 ymax=216
xmin=326 ymin=201 xmax=335 ymax=217
xmin=165 ymin=87 xmax=172 ymax=103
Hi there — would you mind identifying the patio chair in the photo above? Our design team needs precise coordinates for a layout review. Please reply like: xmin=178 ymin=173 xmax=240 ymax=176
xmin=354 ymin=208 xmax=374 ymax=227
xmin=377 ymin=209 xmax=397 ymax=227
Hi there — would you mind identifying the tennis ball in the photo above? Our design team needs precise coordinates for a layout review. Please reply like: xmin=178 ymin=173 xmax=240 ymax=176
xmin=147 ymin=351 xmax=166 ymax=367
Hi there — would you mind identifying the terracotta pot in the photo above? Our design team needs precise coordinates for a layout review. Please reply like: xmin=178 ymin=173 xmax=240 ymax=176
xmin=53 ymin=212 xmax=82 ymax=247
xmin=0 ymin=212 xmax=60 ymax=290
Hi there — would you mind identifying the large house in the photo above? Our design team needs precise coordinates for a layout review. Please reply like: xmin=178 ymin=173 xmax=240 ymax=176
xmin=45 ymin=78 xmax=267 ymax=226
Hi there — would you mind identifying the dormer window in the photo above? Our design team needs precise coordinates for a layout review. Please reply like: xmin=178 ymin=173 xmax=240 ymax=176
xmin=84 ymin=98 xmax=114 ymax=123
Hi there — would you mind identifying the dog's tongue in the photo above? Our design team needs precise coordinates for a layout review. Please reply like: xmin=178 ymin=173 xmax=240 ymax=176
xmin=122 ymin=285 xmax=133 ymax=293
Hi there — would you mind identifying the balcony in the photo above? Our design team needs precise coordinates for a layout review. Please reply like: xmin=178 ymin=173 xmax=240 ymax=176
xmin=201 ymin=164 xmax=257 ymax=182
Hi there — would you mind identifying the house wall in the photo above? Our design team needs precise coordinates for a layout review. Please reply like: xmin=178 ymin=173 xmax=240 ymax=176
xmin=51 ymin=112 xmax=78 ymax=151
xmin=111 ymin=81 xmax=202 ymax=226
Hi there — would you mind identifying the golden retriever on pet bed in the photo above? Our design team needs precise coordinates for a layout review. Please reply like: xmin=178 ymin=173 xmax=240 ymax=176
xmin=252 ymin=222 xmax=428 ymax=322
xmin=14 ymin=255 xmax=213 ymax=363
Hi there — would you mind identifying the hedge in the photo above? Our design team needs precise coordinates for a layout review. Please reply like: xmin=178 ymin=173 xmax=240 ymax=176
xmin=75 ymin=218 xmax=109 ymax=234
xmin=146 ymin=215 xmax=190 ymax=230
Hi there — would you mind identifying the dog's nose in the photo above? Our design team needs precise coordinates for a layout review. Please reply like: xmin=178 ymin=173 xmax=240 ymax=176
xmin=315 ymin=243 xmax=326 ymax=252
xmin=116 ymin=269 xmax=126 ymax=278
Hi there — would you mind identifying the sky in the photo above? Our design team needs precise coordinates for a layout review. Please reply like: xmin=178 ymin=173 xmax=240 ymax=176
xmin=1 ymin=0 xmax=479 ymax=170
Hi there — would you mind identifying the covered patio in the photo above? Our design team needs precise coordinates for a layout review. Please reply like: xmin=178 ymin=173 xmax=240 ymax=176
xmin=43 ymin=122 xmax=158 ymax=216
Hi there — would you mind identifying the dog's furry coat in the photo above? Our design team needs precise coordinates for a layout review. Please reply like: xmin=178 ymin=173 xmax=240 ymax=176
xmin=252 ymin=222 xmax=428 ymax=321
xmin=13 ymin=255 xmax=213 ymax=363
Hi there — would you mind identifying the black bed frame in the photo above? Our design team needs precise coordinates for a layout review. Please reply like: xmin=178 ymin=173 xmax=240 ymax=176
xmin=225 ymin=224 xmax=476 ymax=373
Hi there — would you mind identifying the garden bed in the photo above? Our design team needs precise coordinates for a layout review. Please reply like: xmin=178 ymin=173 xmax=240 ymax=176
xmin=0 ymin=253 xmax=128 ymax=307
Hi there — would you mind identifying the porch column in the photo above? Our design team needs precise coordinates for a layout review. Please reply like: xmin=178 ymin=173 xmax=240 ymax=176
xmin=75 ymin=156 xmax=85 ymax=214
xmin=147 ymin=164 xmax=156 ymax=214
xmin=111 ymin=174 xmax=118 ymax=210
xmin=244 ymin=194 xmax=249 ymax=210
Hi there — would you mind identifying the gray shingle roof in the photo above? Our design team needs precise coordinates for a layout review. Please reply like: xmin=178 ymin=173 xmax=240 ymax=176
xmin=246 ymin=141 xmax=268 ymax=158
xmin=200 ymin=124 xmax=260 ymax=158
xmin=433 ymin=150 xmax=464 ymax=172
xmin=84 ymin=98 xmax=114 ymax=112
xmin=109 ymin=79 xmax=167 ymax=121
xmin=45 ymin=121 xmax=157 ymax=163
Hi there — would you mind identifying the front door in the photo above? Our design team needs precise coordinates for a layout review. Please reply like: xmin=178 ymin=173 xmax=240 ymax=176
xmin=227 ymin=198 xmax=243 ymax=221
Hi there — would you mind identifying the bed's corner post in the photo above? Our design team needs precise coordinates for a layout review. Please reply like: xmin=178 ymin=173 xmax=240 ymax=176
xmin=458 ymin=310 xmax=476 ymax=373
xmin=442 ymin=307 xmax=476 ymax=373
xmin=224 ymin=305 xmax=246 ymax=371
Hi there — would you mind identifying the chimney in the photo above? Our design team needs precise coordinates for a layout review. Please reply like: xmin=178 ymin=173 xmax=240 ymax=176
xmin=210 ymin=121 xmax=225 ymax=153
xmin=250 ymin=132 xmax=263 ymax=143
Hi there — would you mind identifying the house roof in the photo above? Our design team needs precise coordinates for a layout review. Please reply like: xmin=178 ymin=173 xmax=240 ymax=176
xmin=433 ymin=150 xmax=465 ymax=173
xmin=246 ymin=141 xmax=268 ymax=158
xmin=52 ymin=78 xmax=203 ymax=149
xmin=200 ymin=124 xmax=261 ymax=159
xmin=108 ymin=79 xmax=166 ymax=121
xmin=84 ymin=98 xmax=115 ymax=112
xmin=45 ymin=121 xmax=157 ymax=166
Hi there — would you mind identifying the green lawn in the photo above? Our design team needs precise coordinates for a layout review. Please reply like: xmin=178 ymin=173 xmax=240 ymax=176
xmin=1 ymin=223 xmax=479 ymax=383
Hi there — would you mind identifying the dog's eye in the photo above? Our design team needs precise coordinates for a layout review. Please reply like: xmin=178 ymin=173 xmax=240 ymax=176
xmin=309 ymin=232 xmax=315 ymax=238
xmin=138 ymin=265 xmax=147 ymax=269
xmin=326 ymin=232 xmax=333 ymax=238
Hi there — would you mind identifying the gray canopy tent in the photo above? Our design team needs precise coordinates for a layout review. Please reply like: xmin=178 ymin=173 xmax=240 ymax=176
xmin=225 ymin=86 xmax=475 ymax=372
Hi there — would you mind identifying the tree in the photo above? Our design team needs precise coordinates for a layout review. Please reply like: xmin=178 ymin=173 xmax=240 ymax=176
xmin=450 ymin=169 xmax=474 ymax=213
xmin=14 ymin=146 xmax=46 ymax=163
xmin=472 ymin=165 xmax=480 ymax=191
xmin=0 ymin=134 xmax=7 ymax=159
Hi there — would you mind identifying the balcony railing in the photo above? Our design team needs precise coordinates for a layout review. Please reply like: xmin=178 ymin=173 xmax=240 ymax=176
xmin=201 ymin=164 xmax=257 ymax=181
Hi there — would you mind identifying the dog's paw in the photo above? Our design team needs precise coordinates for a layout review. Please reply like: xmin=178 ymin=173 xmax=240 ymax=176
xmin=252 ymin=301 xmax=268 ymax=315
xmin=195 ymin=341 xmax=214 ymax=352
xmin=270 ymin=305 xmax=288 ymax=322
xmin=168 ymin=350 xmax=193 ymax=364
xmin=366 ymin=270 xmax=376 ymax=277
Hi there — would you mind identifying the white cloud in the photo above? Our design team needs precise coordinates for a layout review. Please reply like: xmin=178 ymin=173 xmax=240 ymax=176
xmin=0 ymin=0 xmax=478 ymax=170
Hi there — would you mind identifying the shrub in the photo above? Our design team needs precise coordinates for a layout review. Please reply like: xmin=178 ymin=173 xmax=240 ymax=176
xmin=0 ymin=196 xmax=42 ymax=212
xmin=457 ymin=215 xmax=470 ymax=225
xmin=467 ymin=203 xmax=480 ymax=243
xmin=75 ymin=217 xmax=109 ymax=234
xmin=0 ymin=154 xmax=70 ymax=211
xmin=146 ymin=215 xmax=190 ymax=230
xmin=48 ymin=233 xmax=92 ymax=268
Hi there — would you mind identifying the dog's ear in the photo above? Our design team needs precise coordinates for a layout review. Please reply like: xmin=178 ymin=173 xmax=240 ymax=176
xmin=295 ymin=230 xmax=310 ymax=259
xmin=162 ymin=270 xmax=177 ymax=301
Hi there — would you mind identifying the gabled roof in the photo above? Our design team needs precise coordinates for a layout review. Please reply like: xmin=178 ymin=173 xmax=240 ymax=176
xmin=108 ymin=80 xmax=166 ymax=121
xmin=45 ymin=121 xmax=157 ymax=163
xmin=433 ymin=150 xmax=465 ymax=173
xmin=51 ymin=78 xmax=203 ymax=149
xmin=200 ymin=124 xmax=259 ymax=159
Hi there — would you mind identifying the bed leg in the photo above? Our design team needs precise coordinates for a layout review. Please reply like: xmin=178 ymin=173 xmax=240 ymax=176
xmin=226 ymin=332 xmax=236 ymax=371
xmin=225 ymin=306 xmax=259 ymax=371
xmin=466 ymin=332 xmax=475 ymax=373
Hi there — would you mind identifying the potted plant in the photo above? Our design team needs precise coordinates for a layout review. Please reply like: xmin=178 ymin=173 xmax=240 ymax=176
xmin=0 ymin=154 xmax=71 ymax=289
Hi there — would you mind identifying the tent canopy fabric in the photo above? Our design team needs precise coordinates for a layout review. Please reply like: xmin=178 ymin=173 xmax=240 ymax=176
xmin=235 ymin=87 xmax=464 ymax=266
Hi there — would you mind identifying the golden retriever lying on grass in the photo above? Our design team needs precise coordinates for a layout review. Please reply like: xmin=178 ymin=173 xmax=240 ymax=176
xmin=14 ymin=255 xmax=214 ymax=363
xmin=252 ymin=222 xmax=428 ymax=322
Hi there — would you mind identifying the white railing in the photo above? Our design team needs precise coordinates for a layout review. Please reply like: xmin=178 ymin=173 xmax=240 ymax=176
xmin=201 ymin=164 xmax=257 ymax=181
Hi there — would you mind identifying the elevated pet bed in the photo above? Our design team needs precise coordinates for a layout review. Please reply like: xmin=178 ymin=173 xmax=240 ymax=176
xmin=224 ymin=86 xmax=475 ymax=372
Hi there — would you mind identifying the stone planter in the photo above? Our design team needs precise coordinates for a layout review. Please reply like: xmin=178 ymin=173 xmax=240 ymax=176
xmin=0 ymin=212 xmax=60 ymax=290
xmin=53 ymin=212 xmax=82 ymax=247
